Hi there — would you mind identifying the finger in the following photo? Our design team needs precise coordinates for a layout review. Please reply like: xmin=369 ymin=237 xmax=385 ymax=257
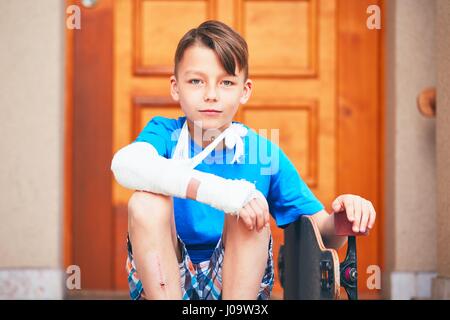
xmin=343 ymin=197 xmax=355 ymax=223
xmin=239 ymin=207 xmax=253 ymax=231
xmin=249 ymin=200 xmax=265 ymax=232
xmin=253 ymin=196 xmax=267 ymax=212
xmin=244 ymin=204 xmax=256 ymax=230
xmin=352 ymin=197 xmax=362 ymax=233
xmin=260 ymin=196 xmax=270 ymax=211
xmin=332 ymin=196 xmax=345 ymax=213
xmin=253 ymin=198 xmax=269 ymax=228
xmin=368 ymin=201 xmax=377 ymax=229
xmin=253 ymin=196 xmax=270 ymax=228
xmin=264 ymin=210 xmax=270 ymax=229
xmin=359 ymin=200 xmax=371 ymax=233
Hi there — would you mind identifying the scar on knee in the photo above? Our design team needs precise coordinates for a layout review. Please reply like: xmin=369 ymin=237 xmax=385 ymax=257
xmin=147 ymin=252 xmax=167 ymax=289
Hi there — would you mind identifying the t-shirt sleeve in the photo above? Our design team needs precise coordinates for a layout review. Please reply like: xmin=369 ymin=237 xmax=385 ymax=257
xmin=267 ymin=144 xmax=324 ymax=229
xmin=133 ymin=116 xmax=174 ymax=158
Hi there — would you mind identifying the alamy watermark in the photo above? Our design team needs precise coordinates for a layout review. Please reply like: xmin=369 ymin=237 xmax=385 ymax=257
xmin=170 ymin=121 xmax=280 ymax=176
xmin=66 ymin=5 xmax=81 ymax=30
xmin=367 ymin=5 xmax=381 ymax=30
xmin=66 ymin=4 xmax=382 ymax=31
xmin=66 ymin=265 xmax=81 ymax=290
xmin=63 ymin=263 xmax=381 ymax=290
xmin=366 ymin=264 xmax=382 ymax=290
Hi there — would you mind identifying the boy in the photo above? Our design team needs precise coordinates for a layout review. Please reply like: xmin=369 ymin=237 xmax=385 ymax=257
xmin=111 ymin=20 xmax=376 ymax=300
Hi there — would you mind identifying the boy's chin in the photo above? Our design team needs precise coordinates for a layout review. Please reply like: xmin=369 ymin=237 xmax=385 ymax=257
xmin=192 ymin=118 xmax=230 ymax=131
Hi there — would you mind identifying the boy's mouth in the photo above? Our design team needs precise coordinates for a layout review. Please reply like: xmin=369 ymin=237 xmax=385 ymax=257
xmin=199 ymin=109 xmax=222 ymax=113
xmin=199 ymin=109 xmax=223 ymax=116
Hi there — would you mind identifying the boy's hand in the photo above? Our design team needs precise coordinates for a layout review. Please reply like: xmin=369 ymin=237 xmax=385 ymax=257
xmin=234 ymin=191 xmax=270 ymax=232
xmin=331 ymin=194 xmax=376 ymax=233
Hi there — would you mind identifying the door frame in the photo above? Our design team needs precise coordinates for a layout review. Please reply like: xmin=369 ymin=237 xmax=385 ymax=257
xmin=65 ymin=0 xmax=114 ymax=289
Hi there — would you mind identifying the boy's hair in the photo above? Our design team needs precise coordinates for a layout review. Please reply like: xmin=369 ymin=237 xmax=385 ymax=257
xmin=174 ymin=20 xmax=249 ymax=80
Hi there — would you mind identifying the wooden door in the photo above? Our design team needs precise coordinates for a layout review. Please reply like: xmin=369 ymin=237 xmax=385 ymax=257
xmin=70 ymin=0 xmax=383 ymax=299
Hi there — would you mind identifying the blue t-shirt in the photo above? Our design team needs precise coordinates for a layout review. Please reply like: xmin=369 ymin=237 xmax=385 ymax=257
xmin=134 ymin=116 xmax=324 ymax=263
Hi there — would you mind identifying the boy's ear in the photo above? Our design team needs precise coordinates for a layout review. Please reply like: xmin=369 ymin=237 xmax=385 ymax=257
xmin=170 ymin=75 xmax=180 ymax=102
xmin=239 ymin=79 xmax=253 ymax=104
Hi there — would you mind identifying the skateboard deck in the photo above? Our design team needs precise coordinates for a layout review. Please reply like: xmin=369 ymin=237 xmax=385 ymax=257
xmin=279 ymin=215 xmax=341 ymax=300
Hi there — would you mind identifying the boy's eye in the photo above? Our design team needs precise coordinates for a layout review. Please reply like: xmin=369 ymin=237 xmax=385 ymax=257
xmin=222 ymin=80 xmax=234 ymax=86
xmin=189 ymin=79 xmax=202 ymax=85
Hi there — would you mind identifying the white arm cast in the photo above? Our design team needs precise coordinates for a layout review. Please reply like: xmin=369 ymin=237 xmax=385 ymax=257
xmin=111 ymin=142 xmax=257 ymax=214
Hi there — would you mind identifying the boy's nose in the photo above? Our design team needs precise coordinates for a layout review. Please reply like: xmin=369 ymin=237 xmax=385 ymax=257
xmin=204 ymin=86 xmax=219 ymax=101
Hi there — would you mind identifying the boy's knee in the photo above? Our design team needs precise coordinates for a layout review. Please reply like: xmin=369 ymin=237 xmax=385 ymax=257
xmin=224 ymin=214 xmax=271 ymax=244
xmin=128 ymin=191 xmax=172 ymax=225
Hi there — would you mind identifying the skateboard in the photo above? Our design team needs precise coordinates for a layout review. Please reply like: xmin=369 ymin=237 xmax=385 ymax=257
xmin=278 ymin=214 xmax=362 ymax=300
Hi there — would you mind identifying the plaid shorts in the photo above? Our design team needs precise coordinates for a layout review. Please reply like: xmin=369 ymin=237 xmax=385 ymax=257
xmin=126 ymin=233 xmax=274 ymax=300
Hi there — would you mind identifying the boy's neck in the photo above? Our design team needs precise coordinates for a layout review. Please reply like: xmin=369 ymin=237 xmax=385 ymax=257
xmin=186 ymin=120 xmax=231 ymax=151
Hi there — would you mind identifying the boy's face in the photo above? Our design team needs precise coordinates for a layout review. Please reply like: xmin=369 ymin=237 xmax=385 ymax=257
xmin=170 ymin=45 xmax=252 ymax=132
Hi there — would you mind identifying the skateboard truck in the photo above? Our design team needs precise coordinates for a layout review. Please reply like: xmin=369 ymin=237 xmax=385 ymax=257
xmin=334 ymin=211 xmax=368 ymax=300
xmin=339 ymin=235 xmax=358 ymax=300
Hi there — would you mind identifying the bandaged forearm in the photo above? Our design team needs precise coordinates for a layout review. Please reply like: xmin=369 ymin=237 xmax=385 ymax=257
xmin=111 ymin=142 xmax=257 ymax=213
xmin=191 ymin=170 xmax=260 ymax=213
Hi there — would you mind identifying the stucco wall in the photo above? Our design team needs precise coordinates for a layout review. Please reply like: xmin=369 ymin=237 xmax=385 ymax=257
xmin=385 ymin=0 xmax=437 ymax=299
xmin=435 ymin=0 xmax=450 ymax=282
xmin=0 ymin=0 xmax=65 ymax=298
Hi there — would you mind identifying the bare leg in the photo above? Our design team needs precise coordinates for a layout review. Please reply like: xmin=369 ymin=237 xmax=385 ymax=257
xmin=128 ymin=191 xmax=182 ymax=299
xmin=221 ymin=214 xmax=270 ymax=299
